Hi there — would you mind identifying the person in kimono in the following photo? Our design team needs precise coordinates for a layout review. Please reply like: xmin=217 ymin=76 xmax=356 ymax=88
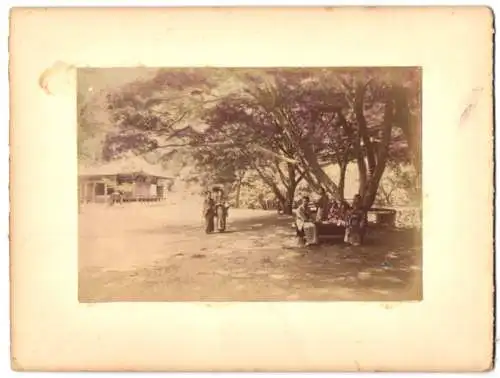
xmin=326 ymin=200 xmax=341 ymax=224
xmin=315 ymin=188 xmax=330 ymax=222
xmin=345 ymin=194 xmax=366 ymax=246
xmin=295 ymin=196 xmax=318 ymax=246
xmin=336 ymin=200 xmax=351 ymax=227
xmin=213 ymin=188 xmax=228 ymax=232
xmin=203 ymin=191 xmax=215 ymax=234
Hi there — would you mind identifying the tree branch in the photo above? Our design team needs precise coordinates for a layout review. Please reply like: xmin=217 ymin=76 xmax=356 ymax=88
xmin=295 ymin=166 xmax=307 ymax=183
xmin=274 ymin=160 xmax=290 ymax=189
xmin=163 ymin=111 xmax=189 ymax=129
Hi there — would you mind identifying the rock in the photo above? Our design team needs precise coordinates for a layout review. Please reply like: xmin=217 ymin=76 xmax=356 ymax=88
xmin=357 ymin=271 xmax=372 ymax=280
xmin=277 ymin=251 xmax=301 ymax=261
xmin=270 ymin=274 xmax=286 ymax=280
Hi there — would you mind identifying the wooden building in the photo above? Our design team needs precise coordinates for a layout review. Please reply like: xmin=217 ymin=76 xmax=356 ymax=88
xmin=78 ymin=159 xmax=174 ymax=203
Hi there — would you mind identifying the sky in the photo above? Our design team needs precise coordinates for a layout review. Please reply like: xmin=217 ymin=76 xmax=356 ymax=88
xmin=77 ymin=67 xmax=160 ymax=99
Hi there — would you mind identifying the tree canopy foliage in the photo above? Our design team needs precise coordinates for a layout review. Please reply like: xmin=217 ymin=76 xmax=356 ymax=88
xmin=78 ymin=67 xmax=422 ymax=213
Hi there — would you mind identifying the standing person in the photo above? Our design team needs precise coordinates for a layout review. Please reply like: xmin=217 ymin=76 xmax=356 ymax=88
xmin=315 ymin=188 xmax=330 ymax=222
xmin=275 ymin=196 xmax=283 ymax=214
xmin=203 ymin=191 xmax=215 ymax=234
xmin=214 ymin=188 xmax=228 ymax=232
xmin=109 ymin=190 xmax=120 ymax=206
xmin=345 ymin=194 xmax=366 ymax=246
xmin=337 ymin=200 xmax=350 ymax=227
xmin=295 ymin=196 xmax=318 ymax=246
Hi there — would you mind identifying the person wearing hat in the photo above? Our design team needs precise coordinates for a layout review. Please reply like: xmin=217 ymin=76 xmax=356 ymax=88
xmin=345 ymin=194 xmax=366 ymax=245
xmin=202 ymin=190 xmax=215 ymax=234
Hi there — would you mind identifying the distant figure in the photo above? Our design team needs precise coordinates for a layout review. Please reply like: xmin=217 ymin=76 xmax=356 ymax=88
xmin=296 ymin=196 xmax=318 ymax=246
xmin=345 ymin=194 xmax=366 ymax=246
xmin=258 ymin=193 xmax=267 ymax=210
xmin=109 ymin=190 xmax=123 ymax=206
xmin=315 ymin=188 xmax=330 ymax=222
xmin=203 ymin=191 xmax=215 ymax=234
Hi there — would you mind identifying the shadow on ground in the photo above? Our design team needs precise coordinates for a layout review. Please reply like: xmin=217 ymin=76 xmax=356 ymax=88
xmin=135 ymin=211 xmax=290 ymax=235
xmin=288 ymin=228 xmax=422 ymax=301
xmin=79 ymin=209 xmax=422 ymax=302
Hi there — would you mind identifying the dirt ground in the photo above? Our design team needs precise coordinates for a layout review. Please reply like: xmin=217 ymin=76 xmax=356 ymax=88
xmin=78 ymin=200 xmax=422 ymax=302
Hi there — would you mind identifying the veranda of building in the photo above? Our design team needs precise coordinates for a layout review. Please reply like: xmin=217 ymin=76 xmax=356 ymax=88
xmin=78 ymin=160 xmax=174 ymax=203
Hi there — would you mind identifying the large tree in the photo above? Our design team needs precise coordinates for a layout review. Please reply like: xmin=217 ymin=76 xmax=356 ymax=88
xmin=198 ymin=92 xmax=311 ymax=214
xmin=232 ymin=67 xmax=421 ymax=210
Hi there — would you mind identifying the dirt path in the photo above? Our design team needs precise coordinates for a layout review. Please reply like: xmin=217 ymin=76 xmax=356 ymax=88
xmin=79 ymin=202 xmax=422 ymax=302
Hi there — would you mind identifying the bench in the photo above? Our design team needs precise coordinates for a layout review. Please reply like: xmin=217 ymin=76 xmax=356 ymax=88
xmin=367 ymin=208 xmax=397 ymax=227
xmin=293 ymin=219 xmax=346 ymax=244
xmin=315 ymin=222 xmax=346 ymax=241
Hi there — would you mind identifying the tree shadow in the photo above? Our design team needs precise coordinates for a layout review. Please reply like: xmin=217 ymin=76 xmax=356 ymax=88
xmin=138 ymin=212 xmax=293 ymax=235
xmin=122 ymin=211 xmax=422 ymax=300
xmin=287 ymin=227 xmax=422 ymax=300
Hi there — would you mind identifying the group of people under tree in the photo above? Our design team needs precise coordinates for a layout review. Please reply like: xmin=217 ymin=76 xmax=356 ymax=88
xmin=296 ymin=188 xmax=367 ymax=247
xmin=202 ymin=187 xmax=229 ymax=234
xmin=202 ymin=184 xmax=366 ymax=245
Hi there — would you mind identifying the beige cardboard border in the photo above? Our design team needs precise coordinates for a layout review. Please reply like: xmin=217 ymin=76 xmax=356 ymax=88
xmin=9 ymin=7 xmax=494 ymax=371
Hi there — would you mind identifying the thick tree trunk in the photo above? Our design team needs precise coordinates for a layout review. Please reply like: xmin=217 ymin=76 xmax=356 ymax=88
xmin=357 ymin=155 xmax=367 ymax=198
xmin=299 ymin=142 xmax=340 ymax=198
xmin=361 ymin=93 xmax=395 ymax=210
xmin=355 ymin=82 xmax=377 ymax=176
xmin=395 ymin=87 xmax=422 ymax=204
xmin=283 ymin=181 xmax=297 ymax=215
xmin=282 ymin=163 xmax=297 ymax=215
xmin=274 ymin=108 xmax=340 ymax=199
xmin=253 ymin=165 xmax=285 ymax=205
xmin=234 ymin=177 xmax=242 ymax=208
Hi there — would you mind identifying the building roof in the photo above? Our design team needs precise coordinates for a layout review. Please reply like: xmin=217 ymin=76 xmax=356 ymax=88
xmin=78 ymin=157 xmax=173 ymax=179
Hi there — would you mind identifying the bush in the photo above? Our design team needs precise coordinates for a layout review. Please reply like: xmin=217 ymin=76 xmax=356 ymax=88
xmin=395 ymin=207 xmax=422 ymax=229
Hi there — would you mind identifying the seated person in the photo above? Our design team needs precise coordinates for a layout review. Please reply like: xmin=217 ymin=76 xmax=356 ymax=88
xmin=325 ymin=200 xmax=351 ymax=226
xmin=325 ymin=200 xmax=344 ymax=225
xmin=295 ymin=196 xmax=318 ymax=246
xmin=315 ymin=188 xmax=330 ymax=222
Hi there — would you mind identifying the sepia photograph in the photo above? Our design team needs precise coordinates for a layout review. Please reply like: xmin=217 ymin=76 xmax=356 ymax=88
xmin=78 ymin=67 xmax=422 ymax=302
xmin=11 ymin=6 xmax=493 ymax=371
